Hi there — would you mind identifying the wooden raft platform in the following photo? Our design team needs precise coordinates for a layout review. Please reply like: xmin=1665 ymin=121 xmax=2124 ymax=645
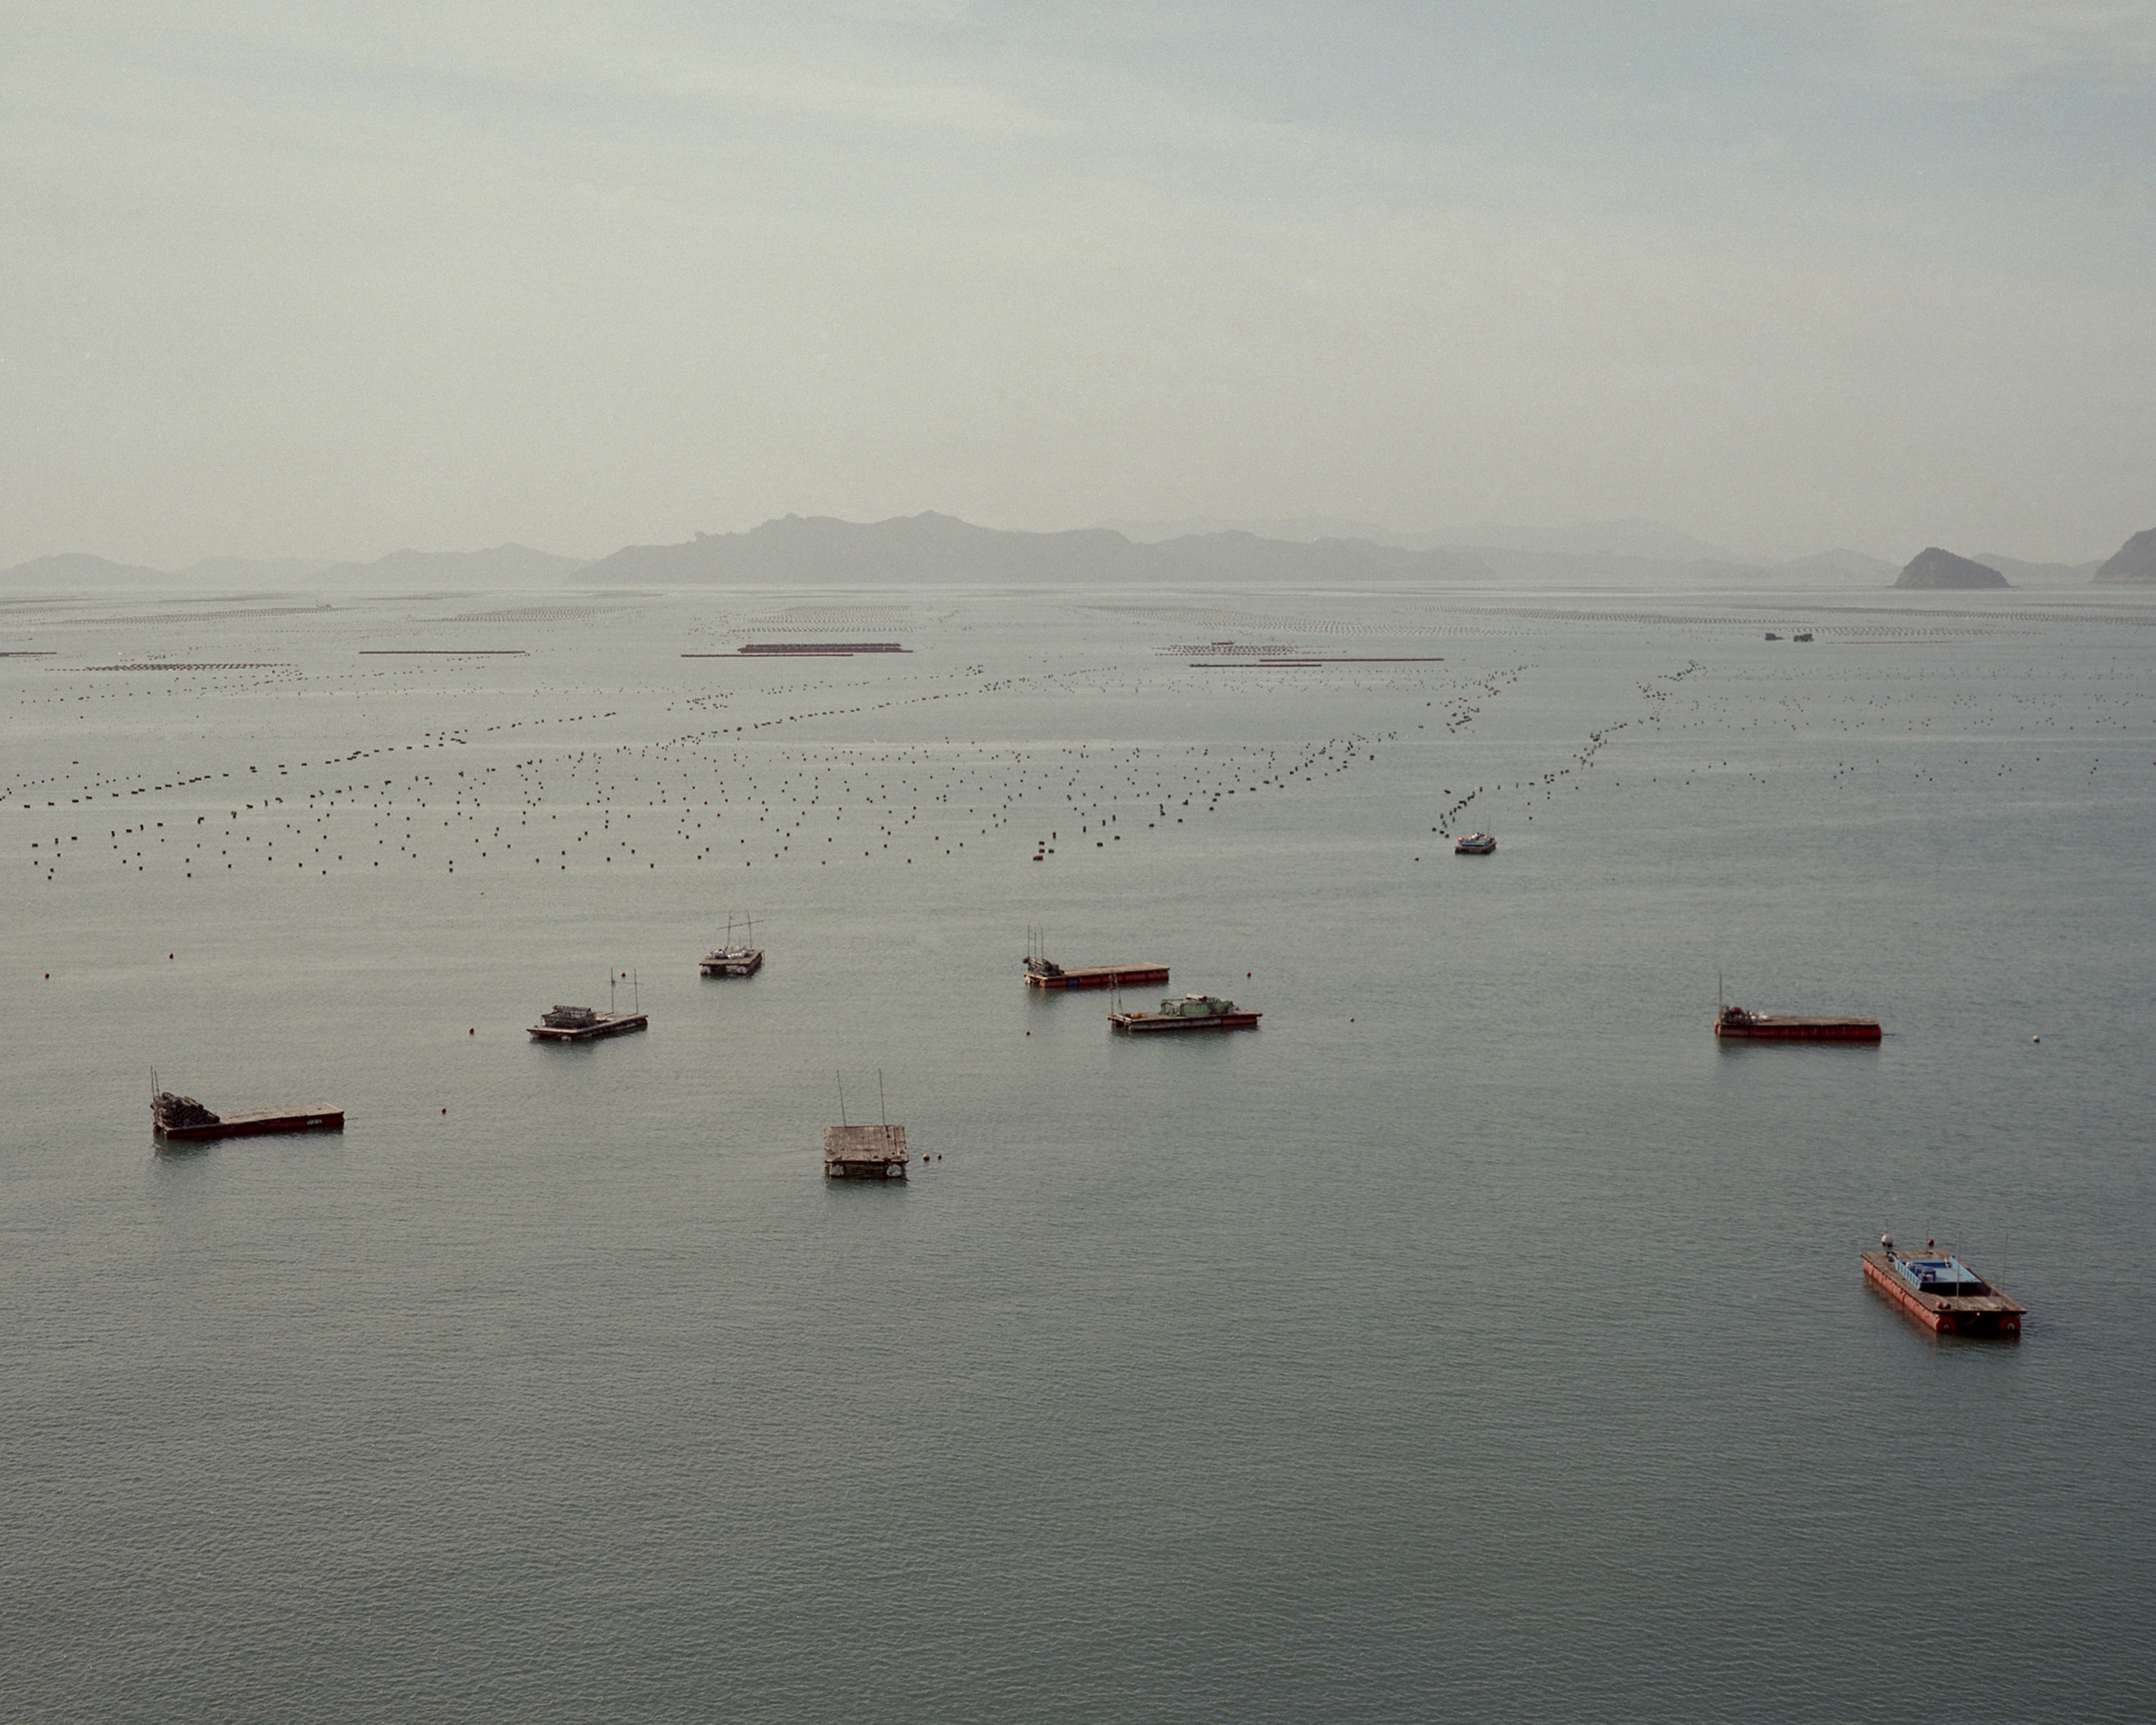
xmin=824 ymin=1123 xmax=908 ymax=1179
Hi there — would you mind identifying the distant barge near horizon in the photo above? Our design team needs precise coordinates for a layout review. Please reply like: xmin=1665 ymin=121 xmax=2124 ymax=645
xmin=1862 ymin=1240 xmax=2025 ymax=1336
xmin=528 ymin=1003 xmax=648 ymax=1042
xmin=153 ymin=1090 xmax=343 ymax=1143
xmin=1715 ymin=1003 xmax=1881 ymax=1041
xmin=682 ymin=643 xmax=910 ymax=658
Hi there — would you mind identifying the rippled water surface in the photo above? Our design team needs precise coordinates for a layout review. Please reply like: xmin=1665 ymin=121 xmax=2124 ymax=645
xmin=5 ymin=583 xmax=2154 ymax=1721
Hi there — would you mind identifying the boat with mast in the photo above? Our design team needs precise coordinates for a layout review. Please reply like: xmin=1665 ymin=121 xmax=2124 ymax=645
xmin=701 ymin=913 xmax=765 ymax=978
xmin=1713 ymin=975 xmax=1881 ymax=1041
xmin=824 ymin=1069 xmax=908 ymax=1179
xmin=1861 ymin=1235 xmax=2025 ymax=1335
xmin=530 ymin=971 xmax=649 ymax=1041
xmin=1023 ymin=924 xmax=1168 ymax=990
xmin=149 ymin=1070 xmax=344 ymax=1143
xmin=1108 ymin=990 xmax=1261 ymax=1033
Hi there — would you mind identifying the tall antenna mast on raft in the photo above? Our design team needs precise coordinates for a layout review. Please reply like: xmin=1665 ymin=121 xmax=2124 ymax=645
xmin=837 ymin=1070 xmax=848 ymax=1128
xmin=878 ymin=1068 xmax=888 ymax=1128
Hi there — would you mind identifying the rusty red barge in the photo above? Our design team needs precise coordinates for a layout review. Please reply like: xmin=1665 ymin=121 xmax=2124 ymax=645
xmin=1715 ymin=1003 xmax=1881 ymax=1041
xmin=1862 ymin=1238 xmax=2024 ymax=1336
xmin=1026 ymin=957 xmax=1169 ymax=990
xmin=152 ymin=1089 xmax=344 ymax=1144
xmin=1110 ymin=993 xmax=1261 ymax=1032
xmin=1024 ymin=931 xmax=1167 ymax=990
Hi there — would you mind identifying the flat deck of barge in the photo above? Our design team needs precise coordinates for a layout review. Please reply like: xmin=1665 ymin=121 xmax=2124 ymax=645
xmin=1715 ymin=1004 xmax=1881 ymax=1040
xmin=1861 ymin=1244 xmax=2024 ymax=1335
xmin=1026 ymin=960 xmax=1169 ymax=990
xmin=1109 ymin=993 xmax=1261 ymax=1032
xmin=824 ymin=1123 xmax=908 ymax=1179
xmin=528 ymin=1006 xmax=648 ymax=1042
xmin=699 ymin=948 xmax=764 ymax=977
xmin=153 ymin=1103 xmax=345 ymax=1143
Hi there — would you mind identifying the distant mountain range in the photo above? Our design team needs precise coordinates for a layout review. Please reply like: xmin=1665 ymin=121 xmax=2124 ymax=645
xmin=6 ymin=516 xmax=2150 ymax=589
xmin=580 ymin=512 xmax=1487 ymax=585
xmin=3 ymin=552 xmax=172 ymax=586
xmin=1100 ymin=514 xmax=1760 ymax=562
xmin=0 ymin=545 xmax=594 ymax=589
xmin=310 ymin=545 xmax=591 ymax=584
xmin=1974 ymin=553 xmax=2106 ymax=583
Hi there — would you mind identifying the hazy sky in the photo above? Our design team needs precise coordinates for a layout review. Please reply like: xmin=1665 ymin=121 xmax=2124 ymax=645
xmin=6 ymin=1 xmax=2154 ymax=566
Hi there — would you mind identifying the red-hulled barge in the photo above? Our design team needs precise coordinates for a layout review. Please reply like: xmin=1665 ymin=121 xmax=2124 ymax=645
xmin=1026 ymin=957 xmax=1169 ymax=990
xmin=1109 ymin=993 xmax=1261 ymax=1033
xmin=1861 ymin=1238 xmax=2024 ymax=1336
xmin=153 ymin=1089 xmax=344 ymax=1144
xmin=1715 ymin=1003 xmax=1881 ymax=1041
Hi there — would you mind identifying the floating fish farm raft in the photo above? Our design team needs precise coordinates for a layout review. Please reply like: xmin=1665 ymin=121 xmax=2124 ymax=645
xmin=824 ymin=1123 xmax=908 ymax=1179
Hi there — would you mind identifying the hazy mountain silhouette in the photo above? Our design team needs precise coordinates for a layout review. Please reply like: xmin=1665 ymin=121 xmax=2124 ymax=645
xmin=1973 ymin=552 xmax=2105 ymax=584
xmin=315 ymin=545 xmax=591 ymax=584
xmin=1772 ymin=549 xmax=1901 ymax=582
xmin=1100 ymin=513 xmax=1760 ymax=564
xmin=1895 ymin=548 xmax=2008 ymax=589
xmin=1 ymin=552 xmax=167 ymax=586
xmin=2091 ymin=528 xmax=2156 ymax=584
xmin=581 ymin=512 xmax=1488 ymax=585
xmin=179 ymin=556 xmax=337 ymax=583
xmin=1436 ymin=518 xmax=1759 ymax=562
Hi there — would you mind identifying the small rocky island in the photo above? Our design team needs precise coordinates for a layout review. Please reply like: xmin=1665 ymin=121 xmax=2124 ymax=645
xmin=1894 ymin=547 xmax=2009 ymax=589
xmin=2093 ymin=527 xmax=2156 ymax=584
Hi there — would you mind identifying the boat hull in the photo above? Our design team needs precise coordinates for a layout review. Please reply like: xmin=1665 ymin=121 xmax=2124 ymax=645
xmin=1861 ymin=1251 xmax=2023 ymax=1336
xmin=528 ymin=1013 xmax=648 ymax=1042
xmin=1027 ymin=963 xmax=1169 ymax=990
xmin=1109 ymin=1012 xmax=1261 ymax=1032
xmin=1716 ymin=1018 xmax=1881 ymax=1041
xmin=700 ymin=950 xmax=764 ymax=977
xmin=155 ymin=1108 xmax=344 ymax=1142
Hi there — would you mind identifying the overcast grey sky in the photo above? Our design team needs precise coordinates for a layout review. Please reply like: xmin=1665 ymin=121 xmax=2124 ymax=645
xmin=5 ymin=1 xmax=2152 ymax=566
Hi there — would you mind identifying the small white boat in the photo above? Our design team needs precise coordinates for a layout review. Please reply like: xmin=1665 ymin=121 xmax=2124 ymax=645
xmin=1454 ymin=832 xmax=1496 ymax=855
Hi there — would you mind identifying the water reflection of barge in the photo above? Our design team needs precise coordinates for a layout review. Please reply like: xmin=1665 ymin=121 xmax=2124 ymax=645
xmin=1862 ymin=1238 xmax=2024 ymax=1336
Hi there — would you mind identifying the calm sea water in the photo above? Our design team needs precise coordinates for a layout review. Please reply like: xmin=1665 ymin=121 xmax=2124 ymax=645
xmin=4 ymin=581 xmax=2153 ymax=1721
